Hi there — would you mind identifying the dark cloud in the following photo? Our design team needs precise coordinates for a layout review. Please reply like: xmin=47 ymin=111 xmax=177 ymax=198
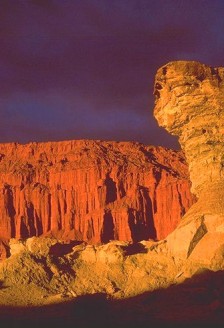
xmin=0 ymin=0 xmax=224 ymax=148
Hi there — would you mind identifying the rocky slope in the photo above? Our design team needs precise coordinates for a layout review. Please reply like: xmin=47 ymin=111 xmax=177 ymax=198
xmin=0 ymin=140 xmax=194 ymax=260
xmin=0 ymin=236 xmax=223 ymax=327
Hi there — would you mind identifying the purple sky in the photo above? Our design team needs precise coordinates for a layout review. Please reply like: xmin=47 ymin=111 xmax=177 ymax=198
xmin=1 ymin=0 xmax=224 ymax=149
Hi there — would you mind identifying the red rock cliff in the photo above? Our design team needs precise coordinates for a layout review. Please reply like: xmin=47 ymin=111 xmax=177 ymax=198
xmin=0 ymin=140 xmax=194 ymax=249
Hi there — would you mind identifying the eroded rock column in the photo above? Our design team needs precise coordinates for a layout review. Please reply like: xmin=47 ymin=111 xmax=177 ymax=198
xmin=153 ymin=61 xmax=224 ymax=261
xmin=154 ymin=60 xmax=224 ymax=213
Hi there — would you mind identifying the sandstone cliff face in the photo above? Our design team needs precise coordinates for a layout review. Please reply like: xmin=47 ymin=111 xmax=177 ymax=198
xmin=0 ymin=140 xmax=193 ymax=253
xmin=154 ymin=60 xmax=224 ymax=259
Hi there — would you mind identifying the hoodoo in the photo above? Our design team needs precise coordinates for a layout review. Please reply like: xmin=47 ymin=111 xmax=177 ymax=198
xmin=154 ymin=61 xmax=224 ymax=262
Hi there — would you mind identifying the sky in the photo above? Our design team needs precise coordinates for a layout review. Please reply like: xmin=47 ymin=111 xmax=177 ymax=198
xmin=1 ymin=0 xmax=224 ymax=149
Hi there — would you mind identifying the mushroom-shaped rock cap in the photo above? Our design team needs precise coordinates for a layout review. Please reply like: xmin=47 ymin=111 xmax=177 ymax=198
xmin=154 ymin=60 xmax=224 ymax=135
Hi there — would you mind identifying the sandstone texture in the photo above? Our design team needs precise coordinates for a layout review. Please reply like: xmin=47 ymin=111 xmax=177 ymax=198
xmin=0 ymin=140 xmax=193 ymax=260
xmin=154 ymin=60 xmax=224 ymax=260
xmin=0 ymin=237 xmax=223 ymax=327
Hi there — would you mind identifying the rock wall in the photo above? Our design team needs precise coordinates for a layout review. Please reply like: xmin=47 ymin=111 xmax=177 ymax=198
xmin=0 ymin=140 xmax=194 ymax=251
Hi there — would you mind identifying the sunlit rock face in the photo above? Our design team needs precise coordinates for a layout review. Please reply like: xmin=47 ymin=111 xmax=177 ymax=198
xmin=0 ymin=139 xmax=194 ymax=259
xmin=154 ymin=61 xmax=224 ymax=259
xmin=154 ymin=60 xmax=224 ymax=199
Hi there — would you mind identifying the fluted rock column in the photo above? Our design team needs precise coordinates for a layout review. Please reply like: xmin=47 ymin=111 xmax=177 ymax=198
xmin=153 ymin=61 xmax=224 ymax=262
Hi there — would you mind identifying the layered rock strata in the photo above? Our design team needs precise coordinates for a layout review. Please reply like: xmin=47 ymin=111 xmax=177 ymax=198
xmin=154 ymin=60 xmax=224 ymax=259
xmin=0 ymin=140 xmax=194 ymax=258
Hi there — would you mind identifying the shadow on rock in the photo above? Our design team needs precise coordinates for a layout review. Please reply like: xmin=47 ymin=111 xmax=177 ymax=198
xmin=0 ymin=269 xmax=223 ymax=328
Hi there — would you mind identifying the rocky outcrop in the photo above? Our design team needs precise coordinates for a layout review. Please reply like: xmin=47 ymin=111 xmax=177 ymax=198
xmin=154 ymin=60 xmax=224 ymax=259
xmin=0 ymin=236 xmax=181 ymax=301
xmin=1 ymin=235 xmax=223 ymax=321
xmin=0 ymin=140 xmax=194 ymax=256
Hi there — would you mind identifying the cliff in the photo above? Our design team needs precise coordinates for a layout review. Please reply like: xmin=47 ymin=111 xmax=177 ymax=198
xmin=154 ymin=60 xmax=224 ymax=260
xmin=0 ymin=140 xmax=194 ymax=258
